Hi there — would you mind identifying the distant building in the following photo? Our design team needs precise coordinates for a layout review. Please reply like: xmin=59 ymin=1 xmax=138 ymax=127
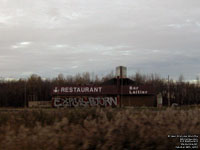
xmin=52 ymin=66 xmax=156 ymax=108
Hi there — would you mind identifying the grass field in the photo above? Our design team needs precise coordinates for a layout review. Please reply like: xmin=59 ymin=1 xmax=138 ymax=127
xmin=0 ymin=107 xmax=200 ymax=150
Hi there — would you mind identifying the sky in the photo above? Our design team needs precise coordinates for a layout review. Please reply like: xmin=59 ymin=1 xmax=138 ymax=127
xmin=0 ymin=0 xmax=200 ymax=80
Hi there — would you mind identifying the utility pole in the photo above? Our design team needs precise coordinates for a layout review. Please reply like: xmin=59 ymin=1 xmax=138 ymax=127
xmin=117 ymin=76 xmax=120 ymax=107
xmin=121 ymin=77 xmax=123 ymax=108
xmin=167 ymin=75 xmax=170 ymax=107
xmin=24 ymin=80 xmax=27 ymax=108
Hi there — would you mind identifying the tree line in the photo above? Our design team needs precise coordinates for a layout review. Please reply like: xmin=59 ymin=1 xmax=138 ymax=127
xmin=0 ymin=72 xmax=200 ymax=107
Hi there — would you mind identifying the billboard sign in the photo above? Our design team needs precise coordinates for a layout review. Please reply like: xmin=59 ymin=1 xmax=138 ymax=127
xmin=51 ymin=85 xmax=154 ymax=108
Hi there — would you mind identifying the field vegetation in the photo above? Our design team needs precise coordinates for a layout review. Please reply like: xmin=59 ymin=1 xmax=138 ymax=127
xmin=0 ymin=107 xmax=199 ymax=150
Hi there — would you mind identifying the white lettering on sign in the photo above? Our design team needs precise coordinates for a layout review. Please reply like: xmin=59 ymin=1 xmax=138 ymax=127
xmin=53 ymin=87 xmax=59 ymax=93
xmin=54 ymin=87 xmax=102 ymax=93
xmin=52 ymin=97 xmax=118 ymax=108
xmin=129 ymin=86 xmax=148 ymax=95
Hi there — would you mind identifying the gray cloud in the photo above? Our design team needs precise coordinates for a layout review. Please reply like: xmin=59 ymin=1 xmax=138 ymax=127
xmin=0 ymin=0 xmax=200 ymax=80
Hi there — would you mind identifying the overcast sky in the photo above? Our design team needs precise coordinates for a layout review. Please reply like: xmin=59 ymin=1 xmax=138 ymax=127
xmin=0 ymin=0 xmax=200 ymax=80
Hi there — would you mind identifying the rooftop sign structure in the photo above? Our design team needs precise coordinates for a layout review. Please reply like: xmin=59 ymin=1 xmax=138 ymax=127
xmin=116 ymin=66 xmax=127 ymax=78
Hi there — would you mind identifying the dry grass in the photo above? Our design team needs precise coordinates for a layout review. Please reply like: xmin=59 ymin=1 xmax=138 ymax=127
xmin=0 ymin=107 xmax=199 ymax=150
